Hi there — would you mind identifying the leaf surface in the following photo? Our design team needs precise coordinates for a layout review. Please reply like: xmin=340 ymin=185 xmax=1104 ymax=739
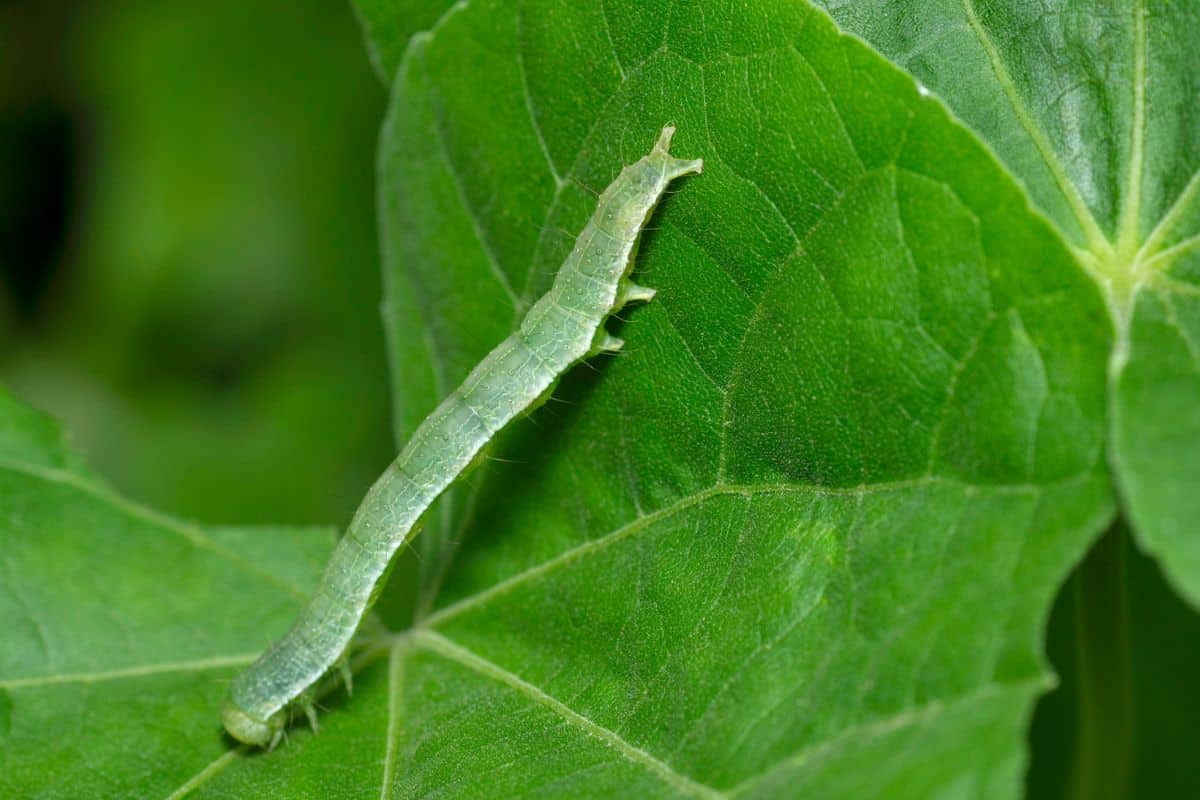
xmin=1 ymin=0 xmax=1151 ymax=796
xmin=203 ymin=0 xmax=1114 ymax=796
xmin=0 ymin=391 xmax=337 ymax=798
xmin=813 ymin=0 xmax=1200 ymax=605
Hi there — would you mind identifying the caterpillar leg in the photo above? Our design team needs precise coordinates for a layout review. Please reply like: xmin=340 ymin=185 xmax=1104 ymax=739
xmin=590 ymin=331 xmax=624 ymax=355
xmin=617 ymin=279 xmax=656 ymax=308
xmin=301 ymin=700 xmax=320 ymax=734
xmin=338 ymin=659 xmax=354 ymax=696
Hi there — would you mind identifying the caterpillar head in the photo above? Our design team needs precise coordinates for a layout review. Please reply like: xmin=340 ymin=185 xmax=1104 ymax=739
xmin=222 ymin=699 xmax=285 ymax=749
xmin=651 ymin=125 xmax=704 ymax=181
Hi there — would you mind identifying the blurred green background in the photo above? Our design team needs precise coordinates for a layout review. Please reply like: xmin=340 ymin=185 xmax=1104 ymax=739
xmin=0 ymin=0 xmax=392 ymax=525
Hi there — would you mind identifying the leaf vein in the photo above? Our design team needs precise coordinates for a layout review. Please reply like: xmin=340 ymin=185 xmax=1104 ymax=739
xmin=424 ymin=477 xmax=949 ymax=628
xmin=164 ymin=750 xmax=243 ymax=800
xmin=726 ymin=678 xmax=1046 ymax=796
xmin=379 ymin=638 xmax=410 ymax=798
xmin=0 ymin=653 xmax=258 ymax=690
xmin=515 ymin=9 xmax=563 ymax=186
xmin=413 ymin=629 xmax=725 ymax=799
xmin=958 ymin=0 xmax=1109 ymax=253
xmin=1138 ymin=168 xmax=1200 ymax=262
xmin=426 ymin=87 xmax=522 ymax=310
xmin=0 ymin=457 xmax=309 ymax=602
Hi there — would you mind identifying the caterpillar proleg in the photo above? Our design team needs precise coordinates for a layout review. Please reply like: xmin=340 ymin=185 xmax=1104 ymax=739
xmin=221 ymin=126 xmax=702 ymax=747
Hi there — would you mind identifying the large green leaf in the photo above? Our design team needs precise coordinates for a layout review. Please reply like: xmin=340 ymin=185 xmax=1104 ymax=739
xmin=0 ymin=390 xmax=336 ymax=798
xmin=6 ymin=0 xmax=1164 ymax=796
xmin=215 ymin=0 xmax=1120 ymax=796
xmin=812 ymin=0 xmax=1200 ymax=606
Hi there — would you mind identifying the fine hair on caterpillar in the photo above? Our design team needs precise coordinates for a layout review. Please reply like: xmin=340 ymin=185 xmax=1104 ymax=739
xmin=221 ymin=125 xmax=702 ymax=748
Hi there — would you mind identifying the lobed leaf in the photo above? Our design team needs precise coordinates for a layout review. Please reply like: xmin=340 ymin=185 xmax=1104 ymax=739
xmin=815 ymin=0 xmax=1200 ymax=606
xmin=318 ymin=1 xmax=1114 ymax=796
xmin=0 ymin=391 xmax=337 ymax=798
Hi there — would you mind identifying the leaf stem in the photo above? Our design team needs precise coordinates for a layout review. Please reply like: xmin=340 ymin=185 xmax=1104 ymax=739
xmin=1066 ymin=519 xmax=1136 ymax=800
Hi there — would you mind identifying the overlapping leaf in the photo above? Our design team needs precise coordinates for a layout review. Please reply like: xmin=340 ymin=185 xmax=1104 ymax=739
xmin=814 ymin=0 xmax=1200 ymax=605
xmin=0 ymin=391 xmax=337 ymax=798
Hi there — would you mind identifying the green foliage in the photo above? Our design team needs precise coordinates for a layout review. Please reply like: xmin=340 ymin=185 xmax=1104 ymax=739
xmin=0 ymin=391 xmax=337 ymax=798
xmin=0 ymin=0 xmax=1195 ymax=798
xmin=2 ymin=0 xmax=391 ymax=525
xmin=816 ymin=0 xmax=1200 ymax=629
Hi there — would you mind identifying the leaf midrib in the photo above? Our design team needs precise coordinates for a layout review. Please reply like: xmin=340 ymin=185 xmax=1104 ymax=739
xmin=963 ymin=0 xmax=1200 ymax=319
xmin=959 ymin=0 xmax=1111 ymax=255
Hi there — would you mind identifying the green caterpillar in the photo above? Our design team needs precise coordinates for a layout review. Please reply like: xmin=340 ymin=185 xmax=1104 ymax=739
xmin=221 ymin=126 xmax=703 ymax=748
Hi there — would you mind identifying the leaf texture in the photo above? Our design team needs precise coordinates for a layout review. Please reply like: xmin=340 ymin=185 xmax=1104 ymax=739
xmin=814 ymin=0 xmax=1200 ymax=606
xmin=0 ymin=391 xmax=337 ymax=798
xmin=1 ymin=0 xmax=1150 ymax=796
xmin=331 ymin=1 xmax=1114 ymax=797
